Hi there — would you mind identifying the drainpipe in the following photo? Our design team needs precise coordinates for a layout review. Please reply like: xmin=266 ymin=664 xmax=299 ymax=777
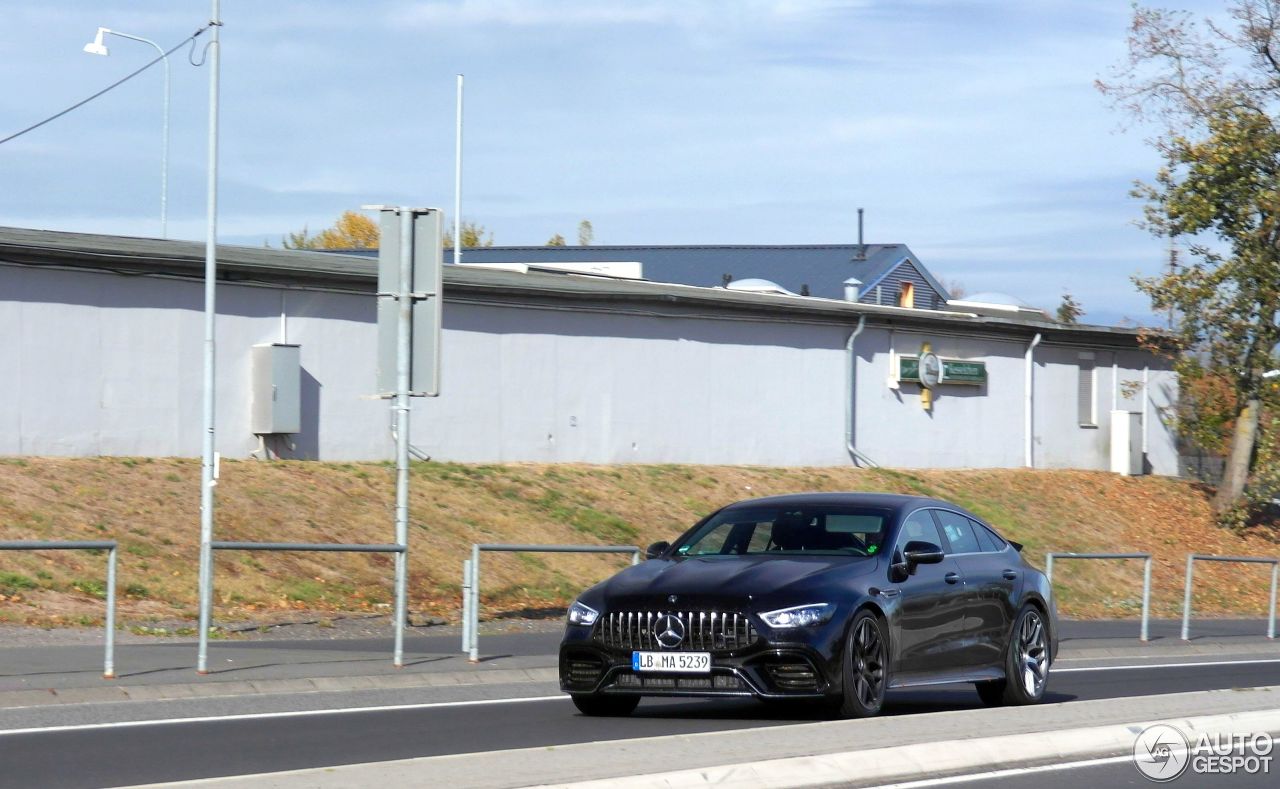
xmin=846 ymin=316 xmax=877 ymax=467
xmin=1024 ymin=332 xmax=1042 ymax=468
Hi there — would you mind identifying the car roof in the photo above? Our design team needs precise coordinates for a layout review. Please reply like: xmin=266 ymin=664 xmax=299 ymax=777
xmin=719 ymin=492 xmax=975 ymax=518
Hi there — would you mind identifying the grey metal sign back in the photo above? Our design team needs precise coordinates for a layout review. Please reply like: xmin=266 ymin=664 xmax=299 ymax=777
xmin=375 ymin=207 xmax=443 ymax=396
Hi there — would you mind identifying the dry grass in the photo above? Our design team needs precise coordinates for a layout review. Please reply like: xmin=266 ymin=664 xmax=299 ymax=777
xmin=0 ymin=457 xmax=1275 ymax=627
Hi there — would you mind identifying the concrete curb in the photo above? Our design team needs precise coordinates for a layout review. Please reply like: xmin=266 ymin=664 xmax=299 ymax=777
xmin=545 ymin=708 xmax=1280 ymax=788
xmin=0 ymin=667 xmax=559 ymax=709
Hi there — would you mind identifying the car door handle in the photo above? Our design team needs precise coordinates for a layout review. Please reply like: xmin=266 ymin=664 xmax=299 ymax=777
xmin=944 ymin=572 xmax=960 ymax=584
xmin=1002 ymin=570 xmax=1018 ymax=580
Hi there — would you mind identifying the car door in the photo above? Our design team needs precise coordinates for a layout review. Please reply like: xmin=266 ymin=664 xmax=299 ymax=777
xmin=935 ymin=510 xmax=1017 ymax=669
xmin=889 ymin=508 xmax=967 ymax=676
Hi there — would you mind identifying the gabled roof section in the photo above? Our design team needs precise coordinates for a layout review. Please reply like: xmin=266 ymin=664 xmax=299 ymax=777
xmin=344 ymin=243 xmax=941 ymax=302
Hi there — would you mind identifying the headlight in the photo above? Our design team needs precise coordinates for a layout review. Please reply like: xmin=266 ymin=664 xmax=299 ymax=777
xmin=760 ymin=603 xmax=834 ymax=628
xmin=567 ymin=600 xmax=600 ymax=626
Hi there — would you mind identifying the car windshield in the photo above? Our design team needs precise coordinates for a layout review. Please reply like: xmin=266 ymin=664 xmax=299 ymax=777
xmin=674 ymin=505 xmax=889 ymax=558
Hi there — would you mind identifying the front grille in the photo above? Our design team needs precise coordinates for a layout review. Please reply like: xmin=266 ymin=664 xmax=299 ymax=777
xmin=614 ymin=673 xmax=744 ymax=691
xmin=597 ymin=611 xmax=758 ymax=652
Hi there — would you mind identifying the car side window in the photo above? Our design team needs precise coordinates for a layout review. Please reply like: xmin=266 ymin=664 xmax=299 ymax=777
xmin=934 ymin=510 xmax=981 ymax=554
xmin=970 ymin=518 xmax=1007 ymax=552
xmin=897 ymin=510 xmax=944 ymax=555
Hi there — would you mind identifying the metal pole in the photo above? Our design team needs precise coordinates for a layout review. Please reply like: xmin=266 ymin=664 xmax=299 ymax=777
xmin=1045 ymin=553 xmax=1054 ymax=585
xmin=1269 ymin=562 xmax=1278 ymax=640
xmin=104 ymin=546 xmax=117 ymax=679
xmin=454 ymin=74 xmax=463 ymax=267
xmin=392 ymin=209 xmax=413 ymax=669
xmin=1181 ymin=554 xmax=1195 ymax=641
xmin=1140 ymin=555 xmax=1152 ymax=642
xmin=632 ymin=550 xmax=641 ymax=566
xmin=465 ymin=558 xmax=476 ymax=655
xmin=196 ymin=0 xmax=221 ymax=676
xmin=469 ymin=543 xmax=480 ymax=662
xmin=1024 ymin=333 xmax=1042 ymax=468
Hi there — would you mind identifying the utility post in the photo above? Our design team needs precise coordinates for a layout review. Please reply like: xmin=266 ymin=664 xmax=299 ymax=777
xmin=370 ymin=205 xmax=443 ymax=667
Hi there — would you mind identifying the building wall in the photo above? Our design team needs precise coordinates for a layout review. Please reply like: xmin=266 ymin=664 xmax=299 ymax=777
xmin=0 ymin=262 xmax=1178 ymax=473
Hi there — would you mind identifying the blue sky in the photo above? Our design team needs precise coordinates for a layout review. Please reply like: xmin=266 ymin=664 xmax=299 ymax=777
xmin=0 ymin=1 xmax=1221 ymax=325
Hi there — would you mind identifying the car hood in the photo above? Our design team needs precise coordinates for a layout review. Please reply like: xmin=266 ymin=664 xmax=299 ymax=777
xmin=594 ymin=554 xmax=880 ymax=609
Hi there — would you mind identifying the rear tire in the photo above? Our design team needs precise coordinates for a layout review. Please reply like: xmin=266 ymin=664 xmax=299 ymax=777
xmin=999 ymin=605 xmax=1049 ymax=706
xmin=834 ymin=610 xmax=888 ymax=718
xmin=571 ymin=694 xmax=640 ymax=717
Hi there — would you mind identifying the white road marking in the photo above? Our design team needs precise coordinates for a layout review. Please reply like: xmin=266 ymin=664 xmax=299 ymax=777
xmin=0 ymin=694 xmax=569 ymax=736
xmin=863 ymin=736 xmax=1280 ymax=787
xmin=1052 ymin=657 xmax=1280 ymax=673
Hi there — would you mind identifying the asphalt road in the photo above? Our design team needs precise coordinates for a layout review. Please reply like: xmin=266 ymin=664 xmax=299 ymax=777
xmin=0 ymin=659 xmax=1277 ymax=788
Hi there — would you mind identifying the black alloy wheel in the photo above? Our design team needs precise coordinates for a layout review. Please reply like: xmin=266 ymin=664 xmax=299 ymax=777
xmin=976 ymin=604 xmax=1049 ymax=706
xmin=571 ymin=693 xmax=640 ymax=717
xmin=836 ymin=610 xmax=887 ymax=718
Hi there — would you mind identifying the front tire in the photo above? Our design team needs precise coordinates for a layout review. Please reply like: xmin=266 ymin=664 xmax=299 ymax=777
xmin=571 ymin=694 xmax=640 ymax=717
xmin=834 ymin=610 xmax=888 ymax=718
xmin=982 ymin=604 xmax=1049 ymax=706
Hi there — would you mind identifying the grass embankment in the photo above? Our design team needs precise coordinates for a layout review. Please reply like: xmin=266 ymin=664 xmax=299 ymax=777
xmin=0 ymin=457 xmax=1275 ymax=629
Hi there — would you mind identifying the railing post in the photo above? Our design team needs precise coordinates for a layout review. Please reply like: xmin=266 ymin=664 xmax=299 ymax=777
xmin=1140 ymin=555 xmax=1152 ymax=643
xmin=104 ymin=545 xmax=117 ymax=679
xmin=461 ymin=559 xmax=472 ymax=655
xmin=1045 ymin=553 xmax=1054 ymax=585
xmin=632 ymin=549 xmax=641 ymax=566
xmin=1181 ymin=554 xmax=1195 ymax=641
xmin=1269 ymin=562 xmax=1278 ymax=641
xmin=469 ymin=543 xmax=480 ymax=663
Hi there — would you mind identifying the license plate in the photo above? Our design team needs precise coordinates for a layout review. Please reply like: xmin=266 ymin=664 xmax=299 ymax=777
xmin=632 ymin=651 xmax=711 ymax=673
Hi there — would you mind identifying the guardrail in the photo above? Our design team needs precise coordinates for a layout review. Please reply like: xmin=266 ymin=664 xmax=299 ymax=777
xmin=1181 ymin=554 xmax=1279 ymax=641
xmin=207 ymin=541 xmax=406 ymax=670
xmin=463 ymin=543 xmax=641 ymax=662
xmin=0 ymin=540 xmax=118 ymax=678
xmin=1045 ymin=552 xmax=1152 ymax=641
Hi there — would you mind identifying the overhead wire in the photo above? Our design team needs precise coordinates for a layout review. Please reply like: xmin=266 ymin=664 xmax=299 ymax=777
xmin=0 ymin=23 xmax=214 ymax=147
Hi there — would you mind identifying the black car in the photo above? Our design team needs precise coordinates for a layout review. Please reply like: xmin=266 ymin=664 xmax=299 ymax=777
xmin=559 ymin=493 xmax=1057 ymax=718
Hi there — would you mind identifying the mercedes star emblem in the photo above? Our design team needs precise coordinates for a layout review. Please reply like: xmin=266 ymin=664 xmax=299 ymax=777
xmin=654 ymin=613 xmax=685 ymax=649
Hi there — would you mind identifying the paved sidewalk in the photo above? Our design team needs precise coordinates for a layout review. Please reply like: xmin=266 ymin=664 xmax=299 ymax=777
xmin=0 ymin=619 xmax=1274 ymax=709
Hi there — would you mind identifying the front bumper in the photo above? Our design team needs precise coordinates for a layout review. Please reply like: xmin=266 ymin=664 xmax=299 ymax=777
xmin=559 ymin=622 xmax=843 ymax=699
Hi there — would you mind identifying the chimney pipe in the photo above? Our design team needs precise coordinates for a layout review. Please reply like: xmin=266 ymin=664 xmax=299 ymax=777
xmin=857 ymin=208 xmax=866 ymax=260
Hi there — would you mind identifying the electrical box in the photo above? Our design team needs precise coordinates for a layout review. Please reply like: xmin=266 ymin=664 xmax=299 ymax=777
xmin=1110 ymin=410 xmax=1142 ymax=476
xmin=251 ymin=343 xmax=301 ymax=434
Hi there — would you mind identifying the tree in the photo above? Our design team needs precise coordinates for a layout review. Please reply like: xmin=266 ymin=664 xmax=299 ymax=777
xmin=1099 ymin=1 xmax=1280 ymax=521
xmin=577 ymin=219 xmax=594 ymax=246
xmin=546 ymin=234 xmax=566 ymax=246
xmin=443 ymin=220 xmax=494 ymax=250
xmin=1056 ymin=292 xmax=1084 ymax=324
xmin=283 ymin=210 xmax=379 ymax=250
xmin=940 ymin=278 xmax=967 ymax=300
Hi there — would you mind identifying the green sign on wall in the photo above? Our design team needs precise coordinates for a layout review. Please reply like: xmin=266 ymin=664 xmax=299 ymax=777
xmin=899 ymin=356 xmax=987 ymax=385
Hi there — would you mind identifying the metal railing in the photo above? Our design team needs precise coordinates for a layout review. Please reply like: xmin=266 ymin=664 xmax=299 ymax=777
xmin=205 ymin=541 xmax=405 ymax=670
xmin=0 ymin=541 xmax=118 ymax=678
xmin=463 ymin=543 xmax=641 ymax=662
xmin=1045 ymin=552 xmax=1153 ymax=641
xmin=1181 ymin=554 xmax=1279 ymax=641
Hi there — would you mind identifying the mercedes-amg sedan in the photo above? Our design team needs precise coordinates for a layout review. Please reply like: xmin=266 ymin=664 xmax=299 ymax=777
xmin=559 ymin=493 xmax=1057 ymax=717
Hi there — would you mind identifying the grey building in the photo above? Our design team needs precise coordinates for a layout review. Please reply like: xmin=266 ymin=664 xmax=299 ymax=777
xmin=0 ymin=227 xmax=1177 ymax=473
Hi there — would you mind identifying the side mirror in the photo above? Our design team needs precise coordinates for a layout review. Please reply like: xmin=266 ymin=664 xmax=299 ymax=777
xmin=899 ymin=540 xmax=944 ymax=575
xmin=644 ymin=541 xmax=670 ymax=560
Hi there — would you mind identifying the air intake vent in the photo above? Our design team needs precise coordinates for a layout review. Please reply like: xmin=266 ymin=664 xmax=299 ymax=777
xmin=565 ymin=654 xmax=605 ymax=687
xmin=766 ymin=661 xmax=819 ymax=690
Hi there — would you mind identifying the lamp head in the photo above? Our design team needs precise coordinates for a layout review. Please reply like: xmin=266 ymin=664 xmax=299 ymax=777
xmin=83 ymin=27 xmax=110 ymax=56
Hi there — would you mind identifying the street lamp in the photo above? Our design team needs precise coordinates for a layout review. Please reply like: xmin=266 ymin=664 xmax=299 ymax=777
xmin=83 ymin=26 xmax=170 ymax=238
